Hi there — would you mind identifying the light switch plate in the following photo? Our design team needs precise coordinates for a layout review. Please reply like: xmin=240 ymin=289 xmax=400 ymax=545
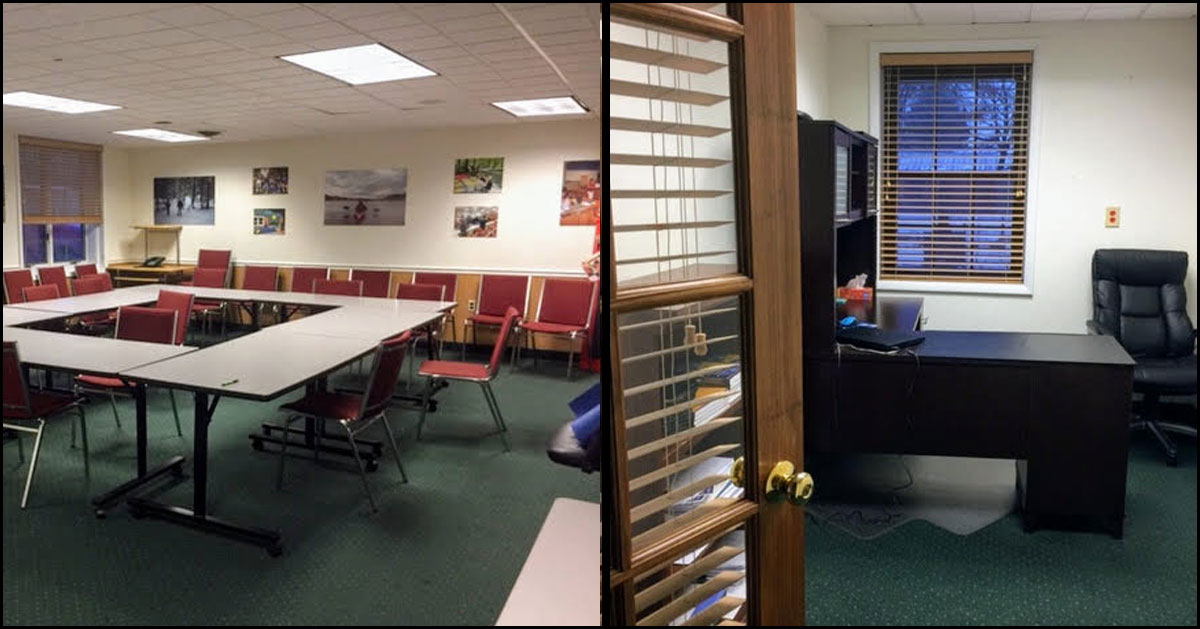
xmin=1106 ymin=206 xmax=1120 ymax=228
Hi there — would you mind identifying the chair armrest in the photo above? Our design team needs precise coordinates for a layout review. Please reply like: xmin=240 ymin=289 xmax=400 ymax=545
xmin=1086 ymin=320 xmax=1115 ymax=336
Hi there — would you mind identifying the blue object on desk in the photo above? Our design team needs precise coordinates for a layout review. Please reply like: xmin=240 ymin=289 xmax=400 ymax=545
xmin=839 ymin=316 xmax=857 ymax=327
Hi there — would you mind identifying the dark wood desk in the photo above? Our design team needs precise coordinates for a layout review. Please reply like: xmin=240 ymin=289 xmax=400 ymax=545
xmin=806 ymin=305 xmax=1136 ymax=537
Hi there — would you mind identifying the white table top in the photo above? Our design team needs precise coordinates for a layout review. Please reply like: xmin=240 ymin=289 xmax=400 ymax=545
xmin=3 ymin=326 xmax=198 ymax=377
xmin=122 ymin=328 xmax=378 ymax=400
xmin=495 ymin=498 xmax=600 ymax=627
xmin=4 ymin=284 xmax=160 ymax=314
xmin=3 ymin=306 xmax=67 ymax=327
xmin=281 ymin=308 xmax=444 ymax=341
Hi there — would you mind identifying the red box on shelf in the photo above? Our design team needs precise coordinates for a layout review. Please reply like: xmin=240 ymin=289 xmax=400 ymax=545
xmin=836 ymin=286 xmax=874 ymax=301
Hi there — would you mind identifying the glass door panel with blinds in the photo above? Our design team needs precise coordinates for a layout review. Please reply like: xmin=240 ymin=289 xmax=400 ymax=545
xmin=629 ymin=521 xmax=749 ymax=626
xmin=879 ymin=52 xmax=1032 ymax=283
xmin=611 ymin=9 xmax=740 ymax=290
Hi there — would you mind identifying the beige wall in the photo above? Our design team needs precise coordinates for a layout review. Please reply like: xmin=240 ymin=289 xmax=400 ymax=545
xmin=113 ymin=119 xmax=599 ymax=274
xmin=823 ymin=17 xmax=1198 ymax=332
xmin=794 ymin=3 xmax=829 ymax=119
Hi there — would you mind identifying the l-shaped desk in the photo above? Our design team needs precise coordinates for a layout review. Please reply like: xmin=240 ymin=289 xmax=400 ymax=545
xmin=807 ymin=296 xmax=1136 ymax=537
xmin=4 ymin=284 xmax=455 ymax=555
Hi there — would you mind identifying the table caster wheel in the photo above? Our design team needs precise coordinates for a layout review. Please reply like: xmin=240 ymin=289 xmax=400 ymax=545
xmin=1167 ymin=453 xmax=1178 ymax=467
xmin=95 ymin=509 xmax=107 ymax=519
xmin=267 ymin=545 xmax=283 ymax=558
xmin=251 ymin=438 xmax=264 ymax=451
xmin=366 ymin=459 xmax=379 ymax=472
xmin=428 ymin=400 xmax=439 ymax=412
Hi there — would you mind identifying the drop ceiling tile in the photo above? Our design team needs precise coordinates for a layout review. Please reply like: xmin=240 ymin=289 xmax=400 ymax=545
xmin=306 ymin=3 xmax=405 ymax=20
xmin=1086 ymin=5 xmax=1149 ymax=19
xmin=341 ymin=11 xmax=424 ymax=32
xmin=248 ymin=6 xmax=330 ymax=30
xmin=1142 ymin=3 xmax=1198 ymax=18
xmin=208 ymin=3 xmax=300 ymax=18
xmin=148 ymin=4 xmax=230 ymax=27
xmin=41 ymin=15 xmax=171 ymax=42
xmin=195 ymin=19 xmax=262 ymax=39
xmin=411 ymin=3 xmax=499 ymax=23
xmin=380 ymin=34 xmax=456 ymax=53
xmin=363 ymin=23 xmax=442 ymax=41
xmin=434 ymin=13 xmax=511 ymax=34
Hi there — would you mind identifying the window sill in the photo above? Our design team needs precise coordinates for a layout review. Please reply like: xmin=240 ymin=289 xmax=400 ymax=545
xmin=878 ymin=279 xmax=1032 ymax=296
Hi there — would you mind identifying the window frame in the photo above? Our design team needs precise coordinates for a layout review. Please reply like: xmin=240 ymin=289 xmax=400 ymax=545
xmin=869 ymin=39 xmax=1041 ymax=296
xmin=15 ymin=137 xmax=105 ymax=270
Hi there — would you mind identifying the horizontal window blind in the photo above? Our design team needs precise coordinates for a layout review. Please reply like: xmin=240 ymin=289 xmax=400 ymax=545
xmin=19 ymin=136 xmax=103 ymax=225
xmin=880 ymin=51 xmax=1031 ymax=283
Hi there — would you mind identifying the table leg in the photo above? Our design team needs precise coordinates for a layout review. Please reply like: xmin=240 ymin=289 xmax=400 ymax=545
xmin=128 ymin=392 xmax=282 ymax=556
xmin=92 ymin=383 xmax=186 ymax=516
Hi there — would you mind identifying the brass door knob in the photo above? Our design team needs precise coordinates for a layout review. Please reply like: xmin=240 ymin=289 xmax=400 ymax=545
xmin=728 ymin=456 xmax=745 ymax=488
xmin=765 ymin=461 xmax=814 ymax=506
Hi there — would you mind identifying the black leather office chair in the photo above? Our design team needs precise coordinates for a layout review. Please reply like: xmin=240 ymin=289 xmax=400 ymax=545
xmin=547 ymin=421 xmax=600 ymax=473
xmin=1089 ymin=249 xmax=1197 ymax=465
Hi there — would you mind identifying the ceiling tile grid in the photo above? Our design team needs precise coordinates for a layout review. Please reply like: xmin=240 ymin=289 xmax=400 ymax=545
xmin=2 ymin=2 xmax=600 ymax=146
xmin=806 ymin=3 xmax=1196 ymax=25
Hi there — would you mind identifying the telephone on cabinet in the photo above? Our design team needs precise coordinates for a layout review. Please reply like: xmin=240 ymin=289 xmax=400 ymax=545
xmin=141 ymin=256 xmax=166 ymax=267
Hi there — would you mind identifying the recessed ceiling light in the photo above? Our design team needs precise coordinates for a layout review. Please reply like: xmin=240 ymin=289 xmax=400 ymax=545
xmin=3 ymin=91 xmax=121 ymax=114
xmin=280 ymin=43 xmax=437 ymax=85
xmin=112 ymin=129 xmax=209 ymax=143
xmin=491 ymin=96 xmax=588 ymax=117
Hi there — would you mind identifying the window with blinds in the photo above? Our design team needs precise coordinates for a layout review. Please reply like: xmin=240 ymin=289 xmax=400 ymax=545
xmin=880 ymin=51 xmax=1032 ymax=283
xmin=18 ymin=136 xmax=104 ymax=225
xmin=610 ymin=15 xmax=739 ymax=290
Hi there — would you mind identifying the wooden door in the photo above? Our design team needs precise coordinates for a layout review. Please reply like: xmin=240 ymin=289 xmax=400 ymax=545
xmin=607 ymin=3 xmax=805 ymax=625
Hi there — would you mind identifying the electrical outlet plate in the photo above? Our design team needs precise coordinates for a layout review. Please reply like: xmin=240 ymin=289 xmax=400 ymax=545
xmin=1105 ymin=206 xmax=1120 ymax=228
xmin=468 ymin=299 xmax=476 ymax=311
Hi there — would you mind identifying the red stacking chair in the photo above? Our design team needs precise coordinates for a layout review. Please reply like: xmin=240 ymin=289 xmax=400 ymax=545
xmin=74 ymin=306 xmax=184 ymax=436
xmin=70 ymin=274 xmax=117 ymax=334
xmin=313 ymin=279 xmax=364 ymax=296
xmin=190 ymin=267 xmax=228 ymax=338
xmin=37 ymin=266 xmax=70 ymax=300
xmin=350 ymin=269 xmax=391 ymax=298
xmin=74 ymin=263 xmax=98 ymax=277
xmin=4 ymin=269 xmax=35 ymax=304
xmin=155 ymin=289 xmax=195 ymax=346
xmin=241 ymin=265 xmax=279 ymax=325
xmin=290 ymin=267 xmax=329 ymax=293
xmin=22 ymin=284 xmax=61 ymax=303
xmin=276 ymin=331 xmax=414 ymax=512
xmin=3 ymin=341 xmax=89 ymax=509
xmin=463 ymin=275 xmax=528 ymax=360
xmin=414 ymin=272 xmax=458 ymax=345
xmin=395 ymin=283 xmax=448 ymax=380
xmin=417 ymin=306 xmax=520 ymax=451
xmin=517 ymin=279 xmax=599 ymax=378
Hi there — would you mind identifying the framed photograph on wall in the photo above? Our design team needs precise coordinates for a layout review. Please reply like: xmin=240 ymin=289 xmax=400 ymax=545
xmin=560 ymin=160 xmax=600 ymax=226
xmin=324 ymin=169 xmax=407 ymax=225
xmin=253 ymin=208 xmax=285 ymax=235
xmin=453 ymin=157 xmax=504 ymax=193
xmin=252 ymin=167 xmax=288 ymax=195
xmin=154 ymin=176 xmax=215 ymax=225
xmin=454 ymin=206 xmax=498 ymax=238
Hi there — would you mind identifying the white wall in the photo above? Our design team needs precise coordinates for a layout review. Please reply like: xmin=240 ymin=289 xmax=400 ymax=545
xmin=115 ymin=119 xmax=598 ymax=274
xmin=824 ymin=18 xmax=1198 ymax=332
xmin=3 ymin=133 xmax=19 ymax=269
xmin=794 ymin=4 xmax=829 ymax=120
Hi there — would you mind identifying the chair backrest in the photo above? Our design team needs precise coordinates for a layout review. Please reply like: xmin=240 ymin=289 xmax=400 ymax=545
xmin=37 ymin=266 xmax=70 ymax=300
xmin=95 ymin=272 xmax=113 ymax=291
xmin=1092 ymin=249 xmax=1195 ymax=358
xmin=3 ymin=269 xmax=35 ymax=304
xmin=74 ymin=263 xmax=98 ymax=277
xmin=395 ymin=283 xmax=445 ymax=302
xmin=359 ymin=331 xmax=413 ymax=419
xmin=538 ymin=278 xmax=598 ymax=328
xmin=242 ymin=265 xmax=279 ymax=291
xmin=114 ymin=306 xmax=177 ymax=345
xmin=192 ymin=267 xmax=227 ymax=288
xmin=487 ymin=306 xmax=521 ymax=378
xmin=477 ymin=274 xmax=528 ymax=317
xmin=291 ymin=267 xmax=329 ymax=293
xmin=413 ymin=272 xmax=457 ymax=304
xmin=313 ymin=279 xmax=364 ymax=296
xmin=196 ymin=249 xmax=231 ymax=270
xmin=71 ymin=274 xmax=111 ymax=296
xmin=22 ymin=284 xmax=61 ymax=303
xmin=155 ymin=289 xmax=196 ymax=345
xmin=350 ymin=269 xmax=391 ymax=298
xmin=2 ymin=341 xmax=32 ymax=417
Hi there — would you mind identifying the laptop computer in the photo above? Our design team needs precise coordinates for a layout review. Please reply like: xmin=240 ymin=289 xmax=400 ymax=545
xmin=835 ymin=326 xmax=925 ymax=352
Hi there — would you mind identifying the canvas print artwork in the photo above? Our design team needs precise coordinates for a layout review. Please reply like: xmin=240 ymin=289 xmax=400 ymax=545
xmin=453 ymin=157 xmax=504 ymax=193
xmin=560 ymin=160 xmax=600 ymax=226
xmin=253 ymin=208 xmax=285 ymax=235
xmin=324 ymin=169 xmax=407 ymax=225
xmin=154 ymin=176 xmax=215 ymax=225
xmin=454 ymin=206 xmax=498 ymax=238
xmin=252 ymin=167 xmax=288 ymax=195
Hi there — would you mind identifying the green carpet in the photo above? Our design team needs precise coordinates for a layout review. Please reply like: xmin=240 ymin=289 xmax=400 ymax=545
xmin=805 ymin=436 xmax=1197 ymax=625
xmin=4 ymin=351 xmax=599 ymax=626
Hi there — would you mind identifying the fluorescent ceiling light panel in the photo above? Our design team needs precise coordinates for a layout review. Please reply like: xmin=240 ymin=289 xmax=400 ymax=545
xmin=3 ymin=91 xmax=121 ymax=114
xmin=280 ymin=43 xmax=437 ymax=85
xmin=491 ymin=96 xmax=588 ymax=117
xmin=112 ymin=129 xmax=209 ymax=143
